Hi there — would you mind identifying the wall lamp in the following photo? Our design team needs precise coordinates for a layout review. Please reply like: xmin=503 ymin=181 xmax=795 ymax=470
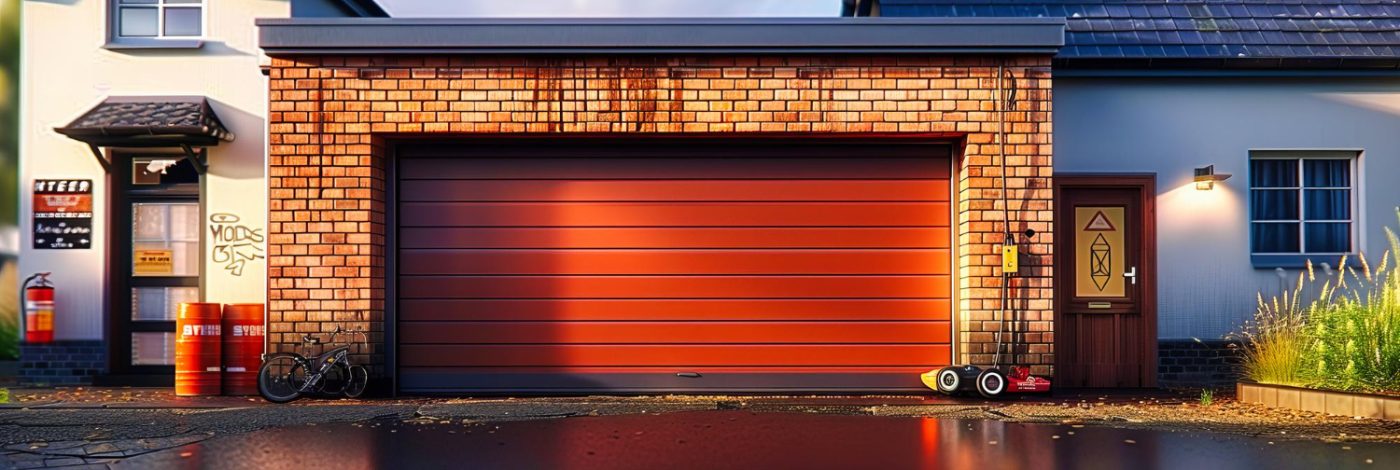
xmin=1194 ymin=165 xmax=1232 ymax=190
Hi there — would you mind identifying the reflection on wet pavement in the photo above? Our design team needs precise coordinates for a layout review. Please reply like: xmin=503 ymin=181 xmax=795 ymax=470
xmin=116 ymin=410 xmax=1393 ymax=470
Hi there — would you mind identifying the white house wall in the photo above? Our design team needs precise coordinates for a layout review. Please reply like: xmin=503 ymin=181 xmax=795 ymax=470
xmin=20 ymin=0 xmax=286 ymax=340
xmin=1054 ymin=76 xmax=1400 ymax=340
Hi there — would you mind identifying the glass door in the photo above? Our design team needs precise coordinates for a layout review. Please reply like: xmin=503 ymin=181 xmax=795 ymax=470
xmin=111 ymin=154 xmax=201 ymax=379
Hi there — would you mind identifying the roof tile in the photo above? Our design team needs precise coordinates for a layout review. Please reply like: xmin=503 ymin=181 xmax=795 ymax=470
xmin=882 ymin=0 xmax=1400 ymax=61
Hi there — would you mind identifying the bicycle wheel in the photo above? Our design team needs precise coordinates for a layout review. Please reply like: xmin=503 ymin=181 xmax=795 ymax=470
xmin=258 ymin=355 xmax=308 ymax=403
xmin=344 ymin=365 xmax=369 ymax=398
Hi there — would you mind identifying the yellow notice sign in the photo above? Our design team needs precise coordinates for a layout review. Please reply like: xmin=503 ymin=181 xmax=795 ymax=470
xmin=1074 ymin=207 xmax=1126 ymax=298
xmin=134 ymin=249 xmax=174 ymax=275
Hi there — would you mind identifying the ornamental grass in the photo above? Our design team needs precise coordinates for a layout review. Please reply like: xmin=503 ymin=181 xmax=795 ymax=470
xmin=1237 ymin=211 xmax=1400 ymax=394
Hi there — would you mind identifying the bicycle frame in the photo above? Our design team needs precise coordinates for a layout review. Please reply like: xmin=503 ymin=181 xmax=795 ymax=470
xmin=295 ymin=345 xmax=352 ymax=394
xmin=287 ymin=327 xmax=367 ymax=394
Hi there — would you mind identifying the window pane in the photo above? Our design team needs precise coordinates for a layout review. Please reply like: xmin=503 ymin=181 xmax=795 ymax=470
xmin=1305 ymin=223 xmax=1351 ymax=253
xmin=133 ymin=204 xmax=168 ymax=241
xmin=132 ymin=332 xmax=175 ymax=366
xmin=1252 ymin=223 xmax=1300 ymax=253
xmin=163 ymin=7 xmax=202 ymax=37
xmin=170 ymin=204 xmax=200 ymax=240
xmin=119 ymin=7 xmax=158 ymax=37
xmin=1250 ymin=159 xmax=1298 ymax=188
xmin=132 ymin=287 xmax=198 ymax=321
xmin=1304 ymin=159 xmax=1349 ymax=187
xmin=1250 ymin=189 xmax=1298 ymax=220
xmin=1304 ymin=189 xmax=1350 ymax=220
xmin=132 ymin=157 xmax=199 ymax=186
xmin=165 ymin=0 xmax=203 ymax=3
xmin=119 ymin=0 xmax=158 ymax=4
xmin=133 ymin=203 xmax=200 ymax=276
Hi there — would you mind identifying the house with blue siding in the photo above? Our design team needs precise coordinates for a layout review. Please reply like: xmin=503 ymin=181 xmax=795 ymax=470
xmin=882 ymin=0 xmax=1400 ymax=385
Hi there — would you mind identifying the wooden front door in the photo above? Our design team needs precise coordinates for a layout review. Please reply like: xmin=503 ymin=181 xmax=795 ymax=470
xmin=1054 ymin=176 xmax=1156 ymax=388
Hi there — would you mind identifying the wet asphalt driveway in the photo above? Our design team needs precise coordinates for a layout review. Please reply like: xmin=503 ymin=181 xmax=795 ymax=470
xmin=110 ymin=410 xmax=1396 ymax=470
xmin=5 ymin=391 xmax=1400 ymax=469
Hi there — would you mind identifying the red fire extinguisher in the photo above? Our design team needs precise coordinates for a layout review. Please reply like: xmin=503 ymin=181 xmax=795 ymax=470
xmin=22 ymin=273 xmax=55 ymax=344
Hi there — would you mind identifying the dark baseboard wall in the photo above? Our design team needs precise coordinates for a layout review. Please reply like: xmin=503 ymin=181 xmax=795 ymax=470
xmin=1157 ymin=339 xmax=1243 ymax=388
xmin=19 ymin=341 xmax=107 ymax=386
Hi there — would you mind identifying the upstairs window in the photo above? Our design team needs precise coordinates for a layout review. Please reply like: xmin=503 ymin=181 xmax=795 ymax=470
xmin=110 ymin=0 xmax=204 ymax=46
xmin=1250 ymin=151 xmax=1358 ymax=266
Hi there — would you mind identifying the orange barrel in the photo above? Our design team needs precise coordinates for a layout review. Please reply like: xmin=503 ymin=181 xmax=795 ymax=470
xmin=221 ymin=304 xmax=266 ymax=396
xmin=175 ymin=303 xmax=222 ymax=396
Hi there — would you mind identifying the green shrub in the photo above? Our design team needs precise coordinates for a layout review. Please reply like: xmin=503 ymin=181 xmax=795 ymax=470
xmin=1238 ymin=210 xmax=1400 ymax=394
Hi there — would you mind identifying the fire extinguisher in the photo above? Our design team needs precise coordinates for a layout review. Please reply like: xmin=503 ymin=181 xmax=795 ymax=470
xmin=22 ymin=273 xmax=55 ymax=344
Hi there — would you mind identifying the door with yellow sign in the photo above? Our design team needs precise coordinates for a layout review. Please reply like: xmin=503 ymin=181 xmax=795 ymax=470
xmin=1055 ymin=178 xmax=1156 ymax=389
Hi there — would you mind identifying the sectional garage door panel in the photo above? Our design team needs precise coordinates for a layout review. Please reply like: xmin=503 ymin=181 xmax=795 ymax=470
xmin=396 ymin=143 xmax=954 ymax=393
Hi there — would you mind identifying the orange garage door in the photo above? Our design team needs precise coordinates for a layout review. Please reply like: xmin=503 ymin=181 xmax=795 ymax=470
xmin=395 ymin=141 xmax=953 ymax=393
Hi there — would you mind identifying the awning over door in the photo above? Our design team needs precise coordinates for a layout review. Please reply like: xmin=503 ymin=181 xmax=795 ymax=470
xmin=54 ymin=96 xmax=234 ymax=173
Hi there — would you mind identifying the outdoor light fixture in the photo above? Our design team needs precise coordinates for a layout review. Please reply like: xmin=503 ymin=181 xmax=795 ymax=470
xmin=1194 ymin=165 xmax=1232 ymax=190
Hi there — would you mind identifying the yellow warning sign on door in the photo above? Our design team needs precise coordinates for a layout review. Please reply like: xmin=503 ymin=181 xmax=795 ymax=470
xmin=1075 ymin=207 xmax=1125 ymax=298
xmin=134 ymin=249 xmax=175 ymax=275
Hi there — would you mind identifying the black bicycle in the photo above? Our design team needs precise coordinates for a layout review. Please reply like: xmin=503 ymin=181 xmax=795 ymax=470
xmin=257 ymin=325 xmax=369 ymax=403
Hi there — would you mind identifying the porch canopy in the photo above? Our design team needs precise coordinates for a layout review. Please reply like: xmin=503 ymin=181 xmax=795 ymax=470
xmin=55 ymin=96 xmax=234 ymax=173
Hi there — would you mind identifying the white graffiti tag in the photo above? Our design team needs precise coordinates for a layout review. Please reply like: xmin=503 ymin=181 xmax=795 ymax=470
xmin=210 ymin=213 xmax=265 ymax=276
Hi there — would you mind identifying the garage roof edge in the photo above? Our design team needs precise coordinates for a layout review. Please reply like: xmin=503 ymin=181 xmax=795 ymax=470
xmin=256 ymin=17 xmax=1066 ymax=55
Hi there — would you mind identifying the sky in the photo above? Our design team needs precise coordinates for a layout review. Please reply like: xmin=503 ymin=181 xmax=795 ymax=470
xmin=376 ymin=0 xmax=841 ymax=18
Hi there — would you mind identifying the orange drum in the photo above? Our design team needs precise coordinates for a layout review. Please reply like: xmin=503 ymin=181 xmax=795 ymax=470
xmin=221 ymin=304 xmax=265 ymax=396
xmin=175 ymin=303 xmax=222 ymax=396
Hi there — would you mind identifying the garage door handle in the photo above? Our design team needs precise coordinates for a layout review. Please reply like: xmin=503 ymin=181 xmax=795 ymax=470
xmin=676 ymin=372 xmax=702 ymax=378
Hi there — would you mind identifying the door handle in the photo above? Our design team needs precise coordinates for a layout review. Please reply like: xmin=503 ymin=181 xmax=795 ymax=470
xmin=1124 ymin=266 xmax=1137 ymax=285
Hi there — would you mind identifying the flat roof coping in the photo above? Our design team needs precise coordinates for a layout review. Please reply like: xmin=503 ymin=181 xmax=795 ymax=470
xmin=256 ymin=17 xmax=1066 ymax=55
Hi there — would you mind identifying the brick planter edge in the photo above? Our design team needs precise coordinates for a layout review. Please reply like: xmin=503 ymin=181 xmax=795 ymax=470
xmin=1237 ymin=381 xmax=1400 ymax=420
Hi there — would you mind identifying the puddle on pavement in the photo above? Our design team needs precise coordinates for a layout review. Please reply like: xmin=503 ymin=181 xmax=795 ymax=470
xmin=115 ymin=410 xmax=1393 ymax=470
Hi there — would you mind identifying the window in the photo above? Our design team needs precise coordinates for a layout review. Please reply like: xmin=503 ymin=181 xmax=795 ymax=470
xmin=109 ymin=0 xmax=204 ymax=47
xmin=1249 ymin=151 xmax=1358 ymax=267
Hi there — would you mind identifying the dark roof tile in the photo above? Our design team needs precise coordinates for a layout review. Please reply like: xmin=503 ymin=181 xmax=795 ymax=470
xmin=881 ymin=1 xmax=1400 ymax=62
xmin=55 ymin=96 xmax=234 ymax=146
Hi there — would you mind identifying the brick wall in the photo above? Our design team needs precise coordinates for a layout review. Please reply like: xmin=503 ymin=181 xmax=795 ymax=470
xmin=265 ymin=55 xmax=1055 ymax=379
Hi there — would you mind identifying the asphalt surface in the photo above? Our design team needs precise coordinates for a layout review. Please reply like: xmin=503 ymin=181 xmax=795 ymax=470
xmin=114 ymin=410 xmax=1397 ymax=470
xmin=2 ymin=390 xmax=1398 ymax=468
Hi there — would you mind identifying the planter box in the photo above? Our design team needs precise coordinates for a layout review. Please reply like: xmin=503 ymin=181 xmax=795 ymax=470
xmin=1237 ymin=382 xmax=1400 ymax=420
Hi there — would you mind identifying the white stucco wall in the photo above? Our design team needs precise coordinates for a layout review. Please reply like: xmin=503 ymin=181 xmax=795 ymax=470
xmin=1055 ymin=76 xmax=1400 ymax=340
xmin=20 ymin=0 xmax=286 ymax=340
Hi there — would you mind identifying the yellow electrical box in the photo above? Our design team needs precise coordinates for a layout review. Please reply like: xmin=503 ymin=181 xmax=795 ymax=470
xmin=1002 ymin=245 xmax=1019 ymax=275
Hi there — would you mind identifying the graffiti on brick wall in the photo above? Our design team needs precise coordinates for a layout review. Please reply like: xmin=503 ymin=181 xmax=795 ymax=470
xmin=210 ymin=213 xmax=265 ymax=276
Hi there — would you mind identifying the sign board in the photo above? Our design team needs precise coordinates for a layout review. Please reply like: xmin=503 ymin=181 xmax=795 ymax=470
xmin=134 ymin=249 xmax=175 ymax=275
xmin=33 ymin=179 xmax=93 ymax=250
xmin=1074 ymin=206 xmax=1126 ymax=298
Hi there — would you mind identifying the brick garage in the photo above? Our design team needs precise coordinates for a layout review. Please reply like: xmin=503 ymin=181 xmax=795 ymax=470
xmin=259 ymin=19 xmax=1059 ymax=392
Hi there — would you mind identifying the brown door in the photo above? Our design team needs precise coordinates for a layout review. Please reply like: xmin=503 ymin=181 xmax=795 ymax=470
xmin=394 ymin=140 xmax=954 ymax=393
xmin=1054 ymin=176 xmax=1157 ymax=388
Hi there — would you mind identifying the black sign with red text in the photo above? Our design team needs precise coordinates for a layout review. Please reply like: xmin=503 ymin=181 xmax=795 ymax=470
xmin=33 ymin=179 xmax=93 ymax=249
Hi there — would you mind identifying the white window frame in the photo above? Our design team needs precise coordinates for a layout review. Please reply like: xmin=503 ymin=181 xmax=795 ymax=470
xmin=107 ymin=0 xmax=207 ymax=49
xmin=1248 ymin=151 xmax=1360 ymax=257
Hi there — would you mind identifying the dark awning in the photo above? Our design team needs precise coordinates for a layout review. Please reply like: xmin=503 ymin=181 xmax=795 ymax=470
xmin=55 ymin=96 xmax=234 ymax=147
xmin=55 ymin=96 xmax=233 ymax=173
